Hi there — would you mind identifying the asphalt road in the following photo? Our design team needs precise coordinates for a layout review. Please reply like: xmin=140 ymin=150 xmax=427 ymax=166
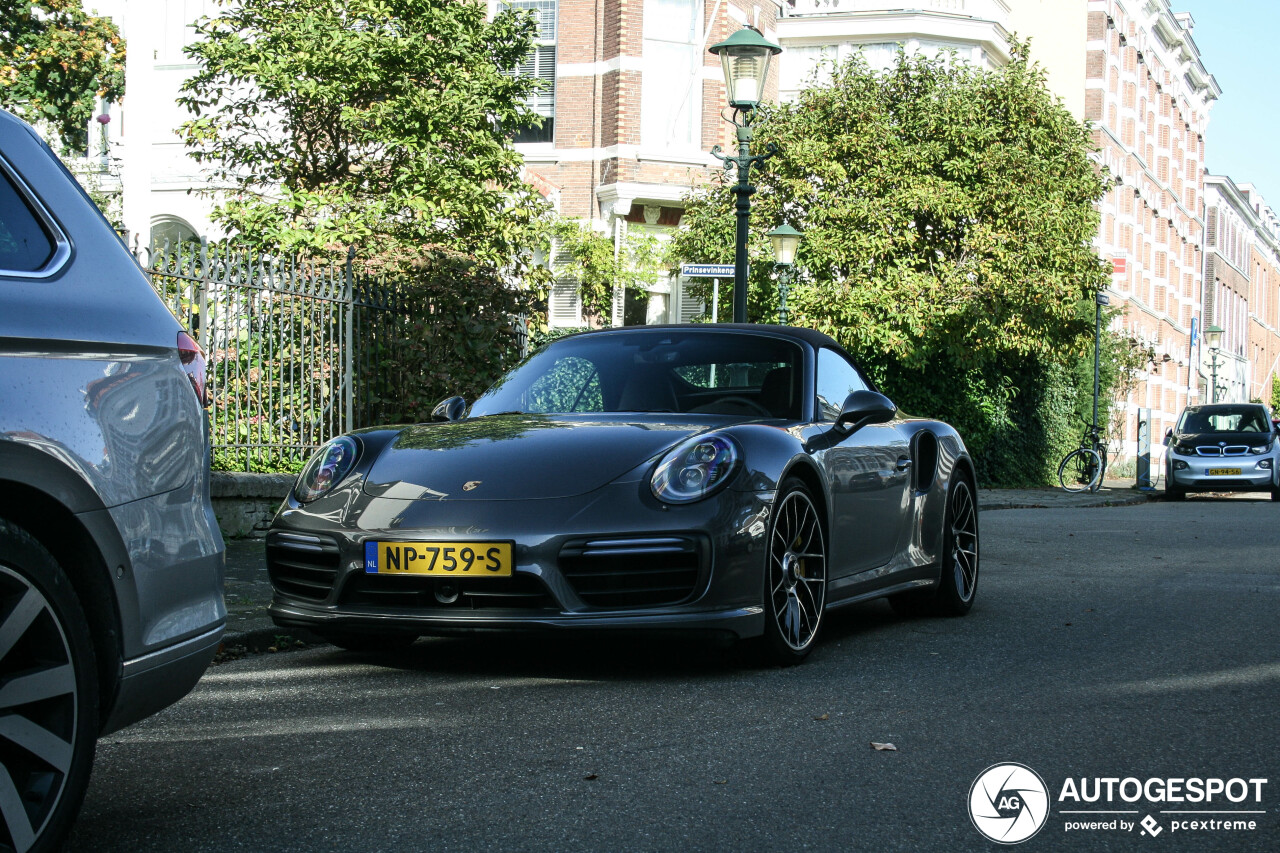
xmin=67 ymin=499 xmax=1280 ymax=852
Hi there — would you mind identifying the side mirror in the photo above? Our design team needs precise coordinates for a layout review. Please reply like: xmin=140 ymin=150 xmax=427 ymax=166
xmin=834 ymin=390 xmax=896 ymax=434
xmin=431 ymin=396 xmax=467 ymax=422
xmin=1163 ymin=427 xmax=1173 ymax=447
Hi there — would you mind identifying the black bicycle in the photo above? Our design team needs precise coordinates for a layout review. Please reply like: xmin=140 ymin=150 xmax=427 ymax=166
xmin=1058 ymin=424 xmax=1108 ymax=493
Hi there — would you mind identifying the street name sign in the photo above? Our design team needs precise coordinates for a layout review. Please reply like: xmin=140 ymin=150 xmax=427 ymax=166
xmin=681 ymin=263 xmax=736 ymax=278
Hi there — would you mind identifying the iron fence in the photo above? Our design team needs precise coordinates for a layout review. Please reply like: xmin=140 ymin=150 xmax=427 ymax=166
xmin=141 ymin=239 xmax=531 ymax=472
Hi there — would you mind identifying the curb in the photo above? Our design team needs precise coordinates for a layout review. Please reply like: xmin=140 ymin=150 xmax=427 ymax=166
xmin=978 ymin=490 xmax=1157 ymax=511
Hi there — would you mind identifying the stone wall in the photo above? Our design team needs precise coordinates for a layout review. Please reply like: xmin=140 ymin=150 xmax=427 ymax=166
xmin=211 ymin=472 xmax=295 ymax=539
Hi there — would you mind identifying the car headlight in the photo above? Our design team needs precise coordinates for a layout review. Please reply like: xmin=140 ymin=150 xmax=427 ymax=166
xmin=1173 ymin=443 xmax=1197 ymax=456
xmin=1249 ymin=443 xmax=1271 ymax=455
xmin=651 ymin=434 xmax=740 ymax=504
xmin=295 ymin=436 xmax=360 ymax=502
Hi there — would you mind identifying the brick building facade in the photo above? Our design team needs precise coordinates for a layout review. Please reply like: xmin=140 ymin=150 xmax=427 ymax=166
xmin=504 ymin=0 xmax=780 ymax=326
xmin=1084 ymin=0 xmax=1217 ymax=454
xmin=1203 ymin=175 xmax=1280 ymax=405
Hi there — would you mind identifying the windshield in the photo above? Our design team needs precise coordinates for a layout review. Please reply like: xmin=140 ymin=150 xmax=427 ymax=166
xmin=470 ymin=331 xmax=805 ymax=420
xmin=1177 ymin=405 xmax=1271 ymax=433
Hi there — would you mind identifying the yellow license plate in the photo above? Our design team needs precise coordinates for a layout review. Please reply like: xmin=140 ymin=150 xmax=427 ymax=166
xmin=1207 ymin=468 xmax=1241 ymax=476
xmin=364 ymin=541 xmax=513 ymax=576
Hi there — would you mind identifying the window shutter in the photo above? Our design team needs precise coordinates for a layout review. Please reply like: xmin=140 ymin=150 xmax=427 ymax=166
xmin=548 ymin=244 xmax=582 ymax=327
xmin=678 ymin=278 xmax=704 ymax=323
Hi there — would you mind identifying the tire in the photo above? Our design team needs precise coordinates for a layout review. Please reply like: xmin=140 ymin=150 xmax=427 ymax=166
xmin=0 ymin=519 xmax=99 ymax=853
xmin=317 ymin=631 xmax=416 ymax=653
xmin=1166 ymin=485 xmax=1187 ymax=501
xmin=890 ymin=477 xmax=980 ymax=617
xmin=1058 ymin=448 xmax=1103 ymax=493
xmin=757 ymin=479 xmax=827 ymax=666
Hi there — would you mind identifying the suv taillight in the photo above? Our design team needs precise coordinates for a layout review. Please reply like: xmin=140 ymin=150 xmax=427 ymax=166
xmin=177 ymin=331 xmax=209 ymax=406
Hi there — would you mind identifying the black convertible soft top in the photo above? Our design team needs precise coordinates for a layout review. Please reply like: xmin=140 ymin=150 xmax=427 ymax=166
xmin=570 ymin=323 xmax=848 ymax=355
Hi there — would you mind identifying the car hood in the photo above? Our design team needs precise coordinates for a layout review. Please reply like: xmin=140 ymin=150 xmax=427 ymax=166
xmin=1172 ymin=431 xmax=1275 ymax=451
xmin=362 ymin=414 xmax=715 ymax=500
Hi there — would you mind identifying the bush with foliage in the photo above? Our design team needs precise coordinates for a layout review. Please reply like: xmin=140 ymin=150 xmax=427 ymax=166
xmin=670 ymin=44 xmax=1111 ymax=485
xmin=355 ymin=248 xmax=539 ymax=426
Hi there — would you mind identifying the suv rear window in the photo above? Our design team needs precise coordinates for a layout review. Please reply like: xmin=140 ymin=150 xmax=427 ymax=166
xmin=0 ymin=167 xmax=55 ymax=272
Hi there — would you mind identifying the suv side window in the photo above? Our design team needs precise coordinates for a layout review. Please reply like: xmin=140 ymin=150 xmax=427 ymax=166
xmin=0 ymin=166 xmax=56 ymax=273
xmin=815 ymin=347 xmax=869 ymax=422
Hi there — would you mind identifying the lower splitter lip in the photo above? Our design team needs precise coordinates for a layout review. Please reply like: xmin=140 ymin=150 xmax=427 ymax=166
xmin=269 ymin=598 xmax=766 ymax=638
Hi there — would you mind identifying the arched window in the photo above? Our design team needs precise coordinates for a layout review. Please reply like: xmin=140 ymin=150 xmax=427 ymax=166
xmin=150 ymin=215 xmax=199 ymax=248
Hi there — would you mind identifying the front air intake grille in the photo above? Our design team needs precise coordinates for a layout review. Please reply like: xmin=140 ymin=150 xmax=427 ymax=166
xmin=267 ymin=532 xmax=340 ymax=602
xmin=1194 ymin=446 xmax=1251 ymax=457
xmin=339 ymin=572 xmax=556 ymax=611
xmin=559 ymin=535 xmax=706 ymax=608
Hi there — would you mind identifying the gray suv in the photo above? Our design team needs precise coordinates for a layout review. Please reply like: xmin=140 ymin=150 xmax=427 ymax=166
xmin=0 ymin=109 xmax=225 ymax=850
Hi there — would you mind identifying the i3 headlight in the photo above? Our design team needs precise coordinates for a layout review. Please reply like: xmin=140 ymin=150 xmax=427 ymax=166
xmin=651 ymin=433 xmax=741 ymax=504
xmin=295 ymin=436 xmax=360 ymax=502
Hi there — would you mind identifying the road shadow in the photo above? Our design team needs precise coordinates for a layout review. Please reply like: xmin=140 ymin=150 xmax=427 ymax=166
xmin=303 ymin=599 xmax=912 ymax=682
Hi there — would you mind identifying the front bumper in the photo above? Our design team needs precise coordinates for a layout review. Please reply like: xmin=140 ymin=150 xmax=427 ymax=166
xmin=266 ymin=480 xmax=775 ymax=641
xmin=1167 ymin=455 xmax=1277 ymax=492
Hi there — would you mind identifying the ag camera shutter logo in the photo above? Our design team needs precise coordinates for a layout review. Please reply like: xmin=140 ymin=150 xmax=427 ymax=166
xmin=969 ymin=763 xmax=1050 ymax=844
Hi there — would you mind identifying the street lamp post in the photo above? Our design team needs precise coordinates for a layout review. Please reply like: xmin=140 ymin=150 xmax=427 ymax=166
xmin=1093 ymin=289 xmax=1109 ymax=432
xmin=1205 ymin=324 xmax=1223 ymax=402
xmin=709 ymin=27 xmax=782 ymax=324
xmin=767 ymin=223 xmax=802 ymax=324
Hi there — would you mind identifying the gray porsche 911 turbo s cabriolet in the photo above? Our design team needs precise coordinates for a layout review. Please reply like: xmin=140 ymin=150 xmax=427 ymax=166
xmin=267 ymin=324 xmax=978 ymax=663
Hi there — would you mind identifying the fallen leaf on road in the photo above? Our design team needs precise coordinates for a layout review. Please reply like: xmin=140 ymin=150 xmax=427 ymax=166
xmin=871 ymin=742 xmax=897 ymax=751
xmin=584 ymin=774 xmax=599 ymax=781
xmin=813 ymin=713 xmax=829 ymax=721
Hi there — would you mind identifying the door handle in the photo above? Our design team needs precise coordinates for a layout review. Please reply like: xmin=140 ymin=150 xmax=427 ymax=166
xmin=895 ymin=456 xmax=912 ymax=472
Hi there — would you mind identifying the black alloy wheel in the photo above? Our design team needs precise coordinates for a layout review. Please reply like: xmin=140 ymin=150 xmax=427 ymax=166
xmin=891 ymin=476 xmax=980 ymax=617
xmin=0 ymin=520 xmax=99 ymax=853
xmin=934 ymin=477 xmax=980 ymax=614
xmin=760 ymin=479 xmax=827 ymax=665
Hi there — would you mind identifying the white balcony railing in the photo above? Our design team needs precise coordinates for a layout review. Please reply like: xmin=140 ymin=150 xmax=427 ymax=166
xmin=785 ymin=0 xmax=1011 ymax=22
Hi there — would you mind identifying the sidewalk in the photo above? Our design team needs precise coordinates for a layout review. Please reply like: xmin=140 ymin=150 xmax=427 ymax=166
xmin=219 ymin=479 xmax=1160 ymax=653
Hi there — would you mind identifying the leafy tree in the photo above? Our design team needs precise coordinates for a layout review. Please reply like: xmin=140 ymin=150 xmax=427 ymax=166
xmin=177 ymin=0 xmax=548 ymax=268
xmin=177 ymin=0 xmax=555 ymax=445
xmin=670 ymin=44 xmax=1110 ymax=484
xmin=0 ymin=1 xmax=125 ymax=150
